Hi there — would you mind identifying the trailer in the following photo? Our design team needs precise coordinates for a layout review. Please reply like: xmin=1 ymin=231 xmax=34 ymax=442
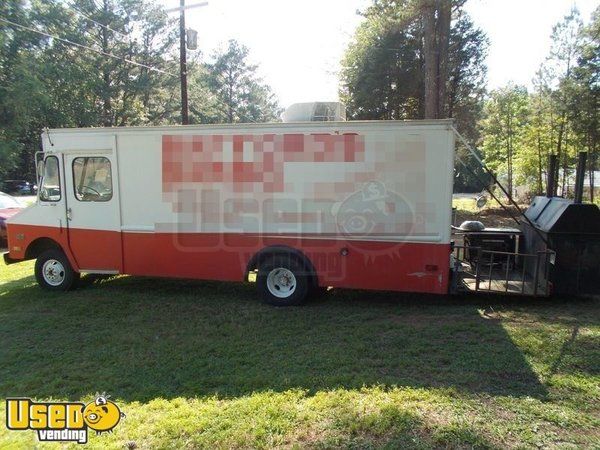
xmin=450 ymin=151 xmax=600 ymax=298
xmin=3 ymin=119 xmax=456 ymax=305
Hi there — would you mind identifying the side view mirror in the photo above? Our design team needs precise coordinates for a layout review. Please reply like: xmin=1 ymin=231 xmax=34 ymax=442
xmin=36 ymin=155 xmax=45 ymax=183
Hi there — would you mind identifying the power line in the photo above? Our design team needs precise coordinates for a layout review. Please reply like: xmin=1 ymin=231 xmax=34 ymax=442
xmin=89 ymin=0 xmax=105 ymax=12
xmin=0 ymin=17 xmax=263 ymax=124
xmin=0 ymin=16 xmax=177 ymax=76
xmin=42 ymin=0 xmax=130 ymax=42
xmin=65 ymin=1 xmax=130 ymax=41
xmin=63 ymin=2 xmax=255 ymax=123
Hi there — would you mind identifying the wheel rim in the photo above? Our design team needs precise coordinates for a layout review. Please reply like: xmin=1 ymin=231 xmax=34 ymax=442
xmin=42 ymin=259 xmax=66 ymax=286
xmin=266 ymin=268 xmax=297 ymax=298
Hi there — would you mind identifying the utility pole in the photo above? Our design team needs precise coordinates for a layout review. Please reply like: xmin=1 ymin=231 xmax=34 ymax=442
xmin=179 ymin=0 xmax=189 ymax=125
xmin=166 ymin=1 xmax=207 ymax=125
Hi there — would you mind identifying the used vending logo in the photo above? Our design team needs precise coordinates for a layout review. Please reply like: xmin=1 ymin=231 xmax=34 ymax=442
xmin=6 ymin=394 xmax=124 ymax=444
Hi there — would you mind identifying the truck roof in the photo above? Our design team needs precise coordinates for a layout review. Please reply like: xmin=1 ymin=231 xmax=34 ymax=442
xmin=44 ymin=118 xmax=455 ymax=135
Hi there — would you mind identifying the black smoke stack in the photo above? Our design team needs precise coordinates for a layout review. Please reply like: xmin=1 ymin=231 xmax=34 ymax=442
xmin=547 ymin=154 xmax=558 ymax=197
xmin=574 ymin=152 xmax=587 ymax=204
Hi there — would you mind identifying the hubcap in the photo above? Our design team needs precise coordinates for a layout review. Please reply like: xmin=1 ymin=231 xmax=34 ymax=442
xmin=266 ymin=268 xmax=297 ymax=298
xmin=42 ymin=259 xmax=66 ymax=286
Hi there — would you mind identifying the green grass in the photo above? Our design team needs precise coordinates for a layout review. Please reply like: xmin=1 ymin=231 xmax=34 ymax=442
xmin=0 ymin=261 xmax=599 ymax=449
xmin=452 ymin=197 xmax=480 ymax=213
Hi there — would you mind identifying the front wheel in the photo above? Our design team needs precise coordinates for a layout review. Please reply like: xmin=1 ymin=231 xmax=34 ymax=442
xmin=257 ymin=255 xmax=309 ymax=306
xmin=35 ymin=249 xmax=79 ymax=291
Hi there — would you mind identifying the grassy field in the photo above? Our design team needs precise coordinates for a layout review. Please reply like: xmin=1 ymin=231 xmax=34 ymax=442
xmin=0 ymin=261 xmax=599 ymax=449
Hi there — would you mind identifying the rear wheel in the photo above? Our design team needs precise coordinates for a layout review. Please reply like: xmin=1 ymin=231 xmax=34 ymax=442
xmin=35 ymin=249 xmax=79 ymax=291
xmin=257 ymin=255 xmax=309 ymax=306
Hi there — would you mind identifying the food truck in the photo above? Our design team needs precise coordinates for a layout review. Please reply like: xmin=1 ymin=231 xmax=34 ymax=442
xmin=3 ymin=119 xmax=456 ymax=305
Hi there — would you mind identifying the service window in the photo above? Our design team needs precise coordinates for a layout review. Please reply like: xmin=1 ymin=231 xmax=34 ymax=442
xmin=72 ymin=157 xmax=113 ymax=202
xmin=39 ymin=156 xmax=61 ymax=202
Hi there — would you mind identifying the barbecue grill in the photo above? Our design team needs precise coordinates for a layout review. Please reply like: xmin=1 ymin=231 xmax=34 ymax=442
xmin=522 ymin=196 xmax=600 ymax=295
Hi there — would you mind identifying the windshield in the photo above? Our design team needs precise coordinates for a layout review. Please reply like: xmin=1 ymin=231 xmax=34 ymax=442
xmin=0 ymin=195 xmax=21 ymax=209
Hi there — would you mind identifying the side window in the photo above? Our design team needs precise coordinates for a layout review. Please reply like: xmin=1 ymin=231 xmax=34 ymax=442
xmin=72 ymin=157 xmax=113 ymax=202
xmin=39 ymin=156 xmax=61 ymax=202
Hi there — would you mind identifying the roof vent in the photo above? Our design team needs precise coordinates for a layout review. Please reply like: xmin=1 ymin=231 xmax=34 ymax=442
xmin=282 ymin=102 xmax=346 ymax=122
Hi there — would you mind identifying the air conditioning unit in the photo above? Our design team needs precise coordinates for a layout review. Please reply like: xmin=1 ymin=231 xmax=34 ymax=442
xmin=282 ymin=102 xmax=346 ymax=122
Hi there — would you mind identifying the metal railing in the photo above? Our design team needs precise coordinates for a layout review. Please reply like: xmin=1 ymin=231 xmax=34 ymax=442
xmin=453 ymin=245 xmax=555 ymax=297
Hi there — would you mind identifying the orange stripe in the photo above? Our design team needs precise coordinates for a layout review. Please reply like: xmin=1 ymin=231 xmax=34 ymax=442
xmin=7 ymin=224 xmax=450 ymax=294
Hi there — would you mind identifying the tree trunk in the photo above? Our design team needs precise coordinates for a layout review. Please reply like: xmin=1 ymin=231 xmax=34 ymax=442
xmin=228 ymin=83 xmax=234 ymax=123
xmin=590 ymin=164 xmax=595 ymax=203
xmin=590 ymin=138 xmax=596 ymax=203
xmin=561 ymin=127 xmax=569 ymax=196
xmin=101 ymin=0 xmax=112 ymax=127
xmin=507 ymin=115 xmax=513 ymax=197
xmin=436 ymin=0 xmax=451 ymax=118
xmin=422 ymin=0 xmax=437 ymax=119
xmin=536 ymin=94 xmax=544 ymax=195
xmin=226 ymin=68 xmax=234 ymax=123
xmin=447 ymin=85 xmax=456 ymax=118
xmin=555 ymin=119 xmax=565 ymax=195
xmin=537 ymin=132 xmax=543 ymax=195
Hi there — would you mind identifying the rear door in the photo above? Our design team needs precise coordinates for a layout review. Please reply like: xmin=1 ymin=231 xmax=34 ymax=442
xmin=63 ymin=148 xmax=123 ymax=272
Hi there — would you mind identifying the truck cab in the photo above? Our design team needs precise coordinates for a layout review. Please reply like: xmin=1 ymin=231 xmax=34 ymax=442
xmin=4 ymin=135 xmax=123 ymax=289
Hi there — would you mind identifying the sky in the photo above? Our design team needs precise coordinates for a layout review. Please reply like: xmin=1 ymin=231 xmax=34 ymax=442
xmin=167 ymin=0 xmax=599 ymax=109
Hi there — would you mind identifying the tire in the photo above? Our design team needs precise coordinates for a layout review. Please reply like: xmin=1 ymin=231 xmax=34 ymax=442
xmin=35 ymin=249 xmax=79 ymax=291
xmin=256 ymin=254 xmax=310 ymax=306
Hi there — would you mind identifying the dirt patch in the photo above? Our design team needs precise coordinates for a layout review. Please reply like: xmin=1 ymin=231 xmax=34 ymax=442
xmin=454 ymin=206 xmax=526 ymax=229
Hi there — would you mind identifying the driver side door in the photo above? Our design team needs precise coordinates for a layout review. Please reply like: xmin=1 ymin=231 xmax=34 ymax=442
xmin=63 ymin=151 xmax=123 ymax=272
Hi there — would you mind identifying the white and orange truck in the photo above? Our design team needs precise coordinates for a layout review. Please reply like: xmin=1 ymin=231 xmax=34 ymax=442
xmin=3 ymin=118 xmax=456 ymax=305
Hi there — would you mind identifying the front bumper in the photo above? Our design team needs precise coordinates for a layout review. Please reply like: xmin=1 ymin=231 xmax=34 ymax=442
xmin=3 ymin=252 xmax=18 ymax=265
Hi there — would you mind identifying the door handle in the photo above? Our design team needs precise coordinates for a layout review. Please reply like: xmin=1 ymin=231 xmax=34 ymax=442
xmin=66 ymin=207 xmax=72 ymax=221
